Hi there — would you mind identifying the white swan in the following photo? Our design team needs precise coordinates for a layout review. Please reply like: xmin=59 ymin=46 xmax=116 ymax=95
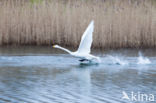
xmin=53 ymin=20 xmax=100 ymax=62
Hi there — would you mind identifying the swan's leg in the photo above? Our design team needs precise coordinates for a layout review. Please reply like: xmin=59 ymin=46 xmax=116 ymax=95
xmin=79 ymin=59 xmax=89 ymax=62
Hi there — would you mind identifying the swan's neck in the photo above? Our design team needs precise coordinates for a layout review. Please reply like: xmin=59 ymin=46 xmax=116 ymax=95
xmin=56 ymin=46 xmax=72 ymax=54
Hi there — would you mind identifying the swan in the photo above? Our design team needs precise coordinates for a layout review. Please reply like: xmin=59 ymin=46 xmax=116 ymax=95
xmin=53 ymin=20 xmax=101 ymax=63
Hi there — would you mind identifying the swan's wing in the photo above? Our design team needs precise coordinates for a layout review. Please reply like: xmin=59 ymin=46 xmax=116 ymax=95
xmin=77 ymin=20 xmax=94 ymax=54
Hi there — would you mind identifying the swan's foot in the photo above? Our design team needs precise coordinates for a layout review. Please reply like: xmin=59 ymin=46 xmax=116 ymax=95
xmin=79 ymin=59 xmax=89 ymax=62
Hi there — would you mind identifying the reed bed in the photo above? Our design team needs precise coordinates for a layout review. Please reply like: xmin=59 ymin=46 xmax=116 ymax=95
xmin=0 ymin=0 xmax=156 ymax=49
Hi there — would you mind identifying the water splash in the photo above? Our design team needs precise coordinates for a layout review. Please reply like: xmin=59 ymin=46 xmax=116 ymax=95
xmin=107 ymin=55 xmax=129 ymax=65
xmin=137 ymin=52 xmax=151 ymax=65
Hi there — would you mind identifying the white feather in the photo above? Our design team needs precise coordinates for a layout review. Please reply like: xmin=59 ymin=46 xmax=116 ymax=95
xmin=77 ymin=21 xmax=94 ymax=54
xmin=53 ymin=20 xmax=100 ymax=63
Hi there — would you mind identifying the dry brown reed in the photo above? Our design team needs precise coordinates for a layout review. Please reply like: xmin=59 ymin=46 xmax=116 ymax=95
xmin=0 ymin=0 xmax=156 ymax=49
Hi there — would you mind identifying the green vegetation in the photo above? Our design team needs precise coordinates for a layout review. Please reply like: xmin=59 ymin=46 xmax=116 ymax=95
xmin=30 ymin=0 xmax=43 ymax=4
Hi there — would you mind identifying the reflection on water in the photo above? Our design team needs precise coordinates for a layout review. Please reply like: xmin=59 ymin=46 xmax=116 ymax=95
xmin=0 ymin=47 xmax=156 ymax=103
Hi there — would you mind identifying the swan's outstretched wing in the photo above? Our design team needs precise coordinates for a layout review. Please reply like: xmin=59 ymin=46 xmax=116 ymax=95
xmin=77 ymin=20 xmax=94 ymax=54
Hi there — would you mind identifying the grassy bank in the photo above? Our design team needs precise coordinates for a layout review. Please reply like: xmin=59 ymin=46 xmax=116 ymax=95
xmin=0 ymin=0 xmax=156 ymax=49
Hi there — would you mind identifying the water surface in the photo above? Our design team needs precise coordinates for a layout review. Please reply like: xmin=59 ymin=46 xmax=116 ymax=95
xmin=0 ymin=46 xmax=156 ymax=103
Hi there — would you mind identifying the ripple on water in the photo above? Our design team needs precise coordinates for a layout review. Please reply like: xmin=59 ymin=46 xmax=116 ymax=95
xmin=0 ymin=54 xmax=156 ymax=103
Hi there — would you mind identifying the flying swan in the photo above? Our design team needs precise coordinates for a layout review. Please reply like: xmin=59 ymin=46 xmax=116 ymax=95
xmin=53 ymin=20 xmax=101 ymax=63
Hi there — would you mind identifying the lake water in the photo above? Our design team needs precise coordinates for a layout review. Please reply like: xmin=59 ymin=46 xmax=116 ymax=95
xmin=0 ymin=46 xmax=156 ymax=103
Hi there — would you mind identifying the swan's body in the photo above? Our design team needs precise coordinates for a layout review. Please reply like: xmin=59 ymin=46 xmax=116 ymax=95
xmin=53 ymin=21 xmax=100 ymax=62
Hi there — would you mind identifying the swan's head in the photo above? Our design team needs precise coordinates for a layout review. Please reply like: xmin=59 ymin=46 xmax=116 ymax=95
xmin=53 ymin=45 xmax=60 ymax=48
